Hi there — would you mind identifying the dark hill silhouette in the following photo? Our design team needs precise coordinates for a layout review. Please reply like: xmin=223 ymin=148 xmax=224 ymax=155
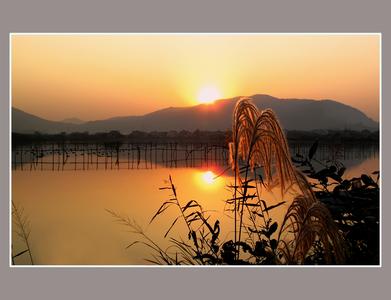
xmin=12 ymin=94 xmax=378 ymax=134
xmin=12 ymin=108 xmax=78 ymax=133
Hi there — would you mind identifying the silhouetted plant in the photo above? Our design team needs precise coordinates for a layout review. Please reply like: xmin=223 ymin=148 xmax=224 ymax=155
xmin=12 ymin=201 xmax=34 ymax=265
xmin=292 ymin=140 xmax=379 ymax=264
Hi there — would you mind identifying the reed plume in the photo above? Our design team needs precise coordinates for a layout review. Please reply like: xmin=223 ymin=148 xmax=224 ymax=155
xmin=229 ymin=97 xmax=346 ymax=264
xmin=277 ymin=172 xmax=346 ymax=264
xmin=229 ymin=97 xmax=299 ymax=194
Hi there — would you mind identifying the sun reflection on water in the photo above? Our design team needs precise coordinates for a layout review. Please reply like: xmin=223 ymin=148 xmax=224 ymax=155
xmin=202 ymin=171 xmax=215 ymax=184
xmin=194 ymin=169 xmax=226 ymax=191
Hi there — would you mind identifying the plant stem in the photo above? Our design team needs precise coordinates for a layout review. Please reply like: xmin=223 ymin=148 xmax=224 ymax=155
xmin=12 ymin=201 xmax=34 ymax=265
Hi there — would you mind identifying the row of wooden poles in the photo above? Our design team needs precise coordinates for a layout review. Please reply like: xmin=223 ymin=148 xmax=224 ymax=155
xmin=12 ymin=142 xmax=379 ymax=171
xmin=12 ymin=143 xmax=230 ymax=171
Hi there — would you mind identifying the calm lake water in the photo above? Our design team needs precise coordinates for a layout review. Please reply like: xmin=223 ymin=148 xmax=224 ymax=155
xmin=11 ymin=143 xmax=379 ymax=265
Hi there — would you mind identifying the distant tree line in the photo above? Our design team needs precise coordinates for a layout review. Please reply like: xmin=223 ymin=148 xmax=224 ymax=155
xmin=286 ymin=129 xmax=379 ymax=143
xmin=12 ymin=129 xmax=379 ymax=146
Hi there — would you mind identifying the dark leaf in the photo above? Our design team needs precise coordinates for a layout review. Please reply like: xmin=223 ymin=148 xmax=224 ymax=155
xmin=246 ymin=203 xmax=261 ymax=207
xmin=125 ymin=241 xmax=140 ymax=249
xmin=227 ymin=194 xmax=257 ymax=202
xmin=268 ymin=222 xmax=278 ymax=236
xmin=361 ymin=174 xmax=375 ymax=186
xmin=191 ymin=231 xmax=199 ymax=249
xmin=270 ymin=239 xmax=277 ymax=250
xmin=258 ymin=174 xmax=266 ymax=187
xmin=264 ymin=201 xmax=286 ymax=212
xmin=181 ymin=200 xmax=199 ymax=212
xmin=211 ymin=221 xmax=220 ymax=245
xmin=341 ymin=179 xmax=351 ymax=189
xmin=193 ymin=253 xmax=217 ymax=264
xmin=149 ymin=201 xmax=174 ymax=224
xmin=337 ymin=167 xmax=346 ymax=177
xmin=259 ymin=199 xmax=270 ymax=217
xmin=187 ymin=215 xmax=200 ymax=224
xmin=164 ymin=216 xmax=180 ymax=238
xmin=213 ymin=220 xmax=220 ymax=234
xmin=308 ymin=140 xmax=318 ymax=160
xmin=327 ymin=173 xmax=342 ymax=183
xmin=252 ymin=211 xmax=264 ymax=218
xmin=196 ymin=212 xmax=214 ymax=234
xmin=311 ymin=168 xmax=334 ymax=181
xmin=236 ymin=241 xmax=252 ymax=253
xmin=12 ymin=249 xmax=29 ymax=259
xmin=253 ymin=240 xmax=266 ymax=257
xmin=333 ymin=185 xmax=342 ymax=194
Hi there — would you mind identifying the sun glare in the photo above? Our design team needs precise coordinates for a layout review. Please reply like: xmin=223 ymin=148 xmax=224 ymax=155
xmin=202 ymin=171 xmax=216 ymax=184
xmin=197 ymin=86 xmax=221 ymax=104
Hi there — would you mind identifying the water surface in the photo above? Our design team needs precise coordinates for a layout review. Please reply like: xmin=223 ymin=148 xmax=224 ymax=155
xmin=11 ymin=143 xmax=379 ymax=265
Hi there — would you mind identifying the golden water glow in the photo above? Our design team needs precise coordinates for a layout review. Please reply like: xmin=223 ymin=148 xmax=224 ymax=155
xmin=197 ymin=86 xmax=222 ymax=104
xmin=12 ymin=168 xmax=234 ymax=264
xmin=11 ymin=34 xmax=380 ymax=121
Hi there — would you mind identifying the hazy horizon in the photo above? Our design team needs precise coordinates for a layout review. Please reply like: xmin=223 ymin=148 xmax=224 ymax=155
xmin=12 ymin=34 xmax=380 ymax=121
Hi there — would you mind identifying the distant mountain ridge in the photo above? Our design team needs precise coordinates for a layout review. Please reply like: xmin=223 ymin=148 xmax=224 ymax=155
xmin=61 ymin=117 xmax=85 ymax=124
xmin=12 ymin=94 xmax=379 ymax=134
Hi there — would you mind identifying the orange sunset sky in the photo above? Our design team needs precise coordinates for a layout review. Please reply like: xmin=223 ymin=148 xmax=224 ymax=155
xmin=11 ymin=34 xmax=380 ymax=121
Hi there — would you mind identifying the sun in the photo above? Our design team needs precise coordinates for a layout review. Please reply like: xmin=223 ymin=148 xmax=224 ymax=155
xmin=197 ymin=86 xmax=222 ymax=104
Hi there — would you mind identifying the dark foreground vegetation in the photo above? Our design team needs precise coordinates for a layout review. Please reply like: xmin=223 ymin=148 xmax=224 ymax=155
xmin=107 ymin=98 xmax=380 ymax=265
xmin=292 ymin=142 xmax=379 ymax=264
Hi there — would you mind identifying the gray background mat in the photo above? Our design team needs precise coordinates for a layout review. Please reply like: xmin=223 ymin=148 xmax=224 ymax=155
xmin=0 ymin=1 xmax=389 ymax=299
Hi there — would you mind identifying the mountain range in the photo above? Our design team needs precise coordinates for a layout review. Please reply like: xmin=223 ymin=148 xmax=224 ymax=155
xmin=12 ymin=94 xmax=379 ymax=134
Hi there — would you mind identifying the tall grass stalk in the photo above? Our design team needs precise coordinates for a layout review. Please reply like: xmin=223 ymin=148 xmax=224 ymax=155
xmin=107 ymin=174 xmax=221 ymax=265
